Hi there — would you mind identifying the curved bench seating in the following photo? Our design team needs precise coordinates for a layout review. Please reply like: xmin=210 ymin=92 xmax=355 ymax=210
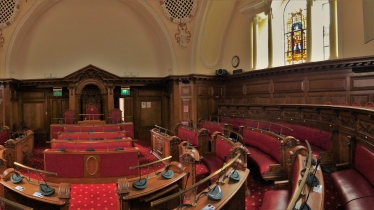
xmin=57 ymin=131 xmax=126 ymax=140
xmin=331 ymin=141 xmax=374 ymax=209
xmin=175 ymin=124 xmax=210 ymax=155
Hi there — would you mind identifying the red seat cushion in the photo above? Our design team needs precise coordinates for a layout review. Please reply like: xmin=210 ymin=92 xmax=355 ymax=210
xmin=201 ymin=156 xmax=224 ymax=182
xmin=331 ymin=169 xmax=374 ymax=204
xmin=246 ymin=146 xmax=278 ymax=175
xmin=261 ymin=190 xmax=290 ymax=210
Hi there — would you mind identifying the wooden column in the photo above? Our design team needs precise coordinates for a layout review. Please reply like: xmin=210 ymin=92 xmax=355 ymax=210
xmin=329 ymin=0 xmax=338 ymax=59
xmin=267 ymin=9 xmax=273 ymax=68
xmin=107 ymin=85 xmax=114 ymax=111
xmin=68 ymin=84 xmax=76 ymax=111
xmin=307 ymin=0 xmax=313 ymax=62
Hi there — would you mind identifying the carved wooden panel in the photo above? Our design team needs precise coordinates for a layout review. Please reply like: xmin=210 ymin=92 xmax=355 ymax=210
xmin=139 ymin=89 xmax=163 ymax=97
xmin=181 ymin=86 xmax=191 ymax=96
xmin=351 ymin=76 xmax=374 ymax=91
xmin=198 ymin=86 xmax=209 ymax=96
xmin=249 ymin=108 xmax=266 ymax=119
xmin=211 ymin=86 xmax=222 ymax=96
xmin=357 ymin=120 xmax=374 ymax=138
xmin=197 ymin=97 xmax=210 ymax=120
xmin=140 ymin=100 xmax=161 ymax=126
xmin=21 ymin=91 xmax=45 ymax=99
xmin=350 ymin=94 xmax=369 ymax=106
xmin=309 ymin=78 xmax=347 ymax=92
xmin=123 ymin=98 xmax=133 ymax=122
xmin=273 ymin=81 xmax=303 ymax=93
xmin=288 ymin=95 xmax=305 ymax=104
xmin=273 ymin=94 xmax=287 ymax=104
xmin=258 ymin=96 xmax=271 ymax=104
xmin=23 ymin=102 xmax=44 ymax=129
xmin=338 ymin=134 xmax=350 ymax=163
xmin=237 ymin=106 xmax=249 ymax=118
xmin=308 ymin=94 xmax=325 ymax=104
xmin=329 ymin=94 xmax=348 ymax=105
xmin=84 ymin=155 xmax=100 ymax=178
xmin=245 ymin=83 xmax=270 ymax=95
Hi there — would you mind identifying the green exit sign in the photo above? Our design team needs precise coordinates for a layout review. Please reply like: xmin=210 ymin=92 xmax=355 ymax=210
xmin=121 ymin=89 xmax=130 ymax=96
xmin=53 ymin=91 xmax=62 ymax=97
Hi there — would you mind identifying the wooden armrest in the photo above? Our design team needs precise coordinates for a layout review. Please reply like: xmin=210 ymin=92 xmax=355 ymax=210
xmin=336 ymin=162 xmax=350 ymax=170
xmin=273 ymin=180 xmax=290 ymax=190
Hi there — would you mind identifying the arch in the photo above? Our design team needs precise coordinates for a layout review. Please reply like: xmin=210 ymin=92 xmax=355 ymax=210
xmin=4 ymin=0 xmax=177 ymax=77
xmin=76 ymin=79 xmax=107 ymax=95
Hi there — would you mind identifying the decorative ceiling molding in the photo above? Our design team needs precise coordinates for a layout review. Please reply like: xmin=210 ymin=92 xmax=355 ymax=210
xmin=0 ymin=0 xmax=21 ymax=29
xmin=159 ymin=0 xmax=198 ymax=24
xmin=238 ymin=0 xmax=272 ymax=17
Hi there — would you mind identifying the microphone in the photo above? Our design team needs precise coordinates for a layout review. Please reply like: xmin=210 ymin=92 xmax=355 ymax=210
xmin=228 ymin=159 xmax=241 ymax=182
xmin=305 ymin=156 xmax=321 ymax=187
xmin=132 ymin=154 xmax=148 ymax=190
xmin=161 ymin=164 xmax=174 ymax=179
xmin=208 ymin=156 xmax=226 ymax=201
xmin=32 ymin=163 xmax=55 ymax=196
xmin=56 ymin=142 xmax=66 ymax=152
xmin=86 ymin=144 xmax=95 ymax=152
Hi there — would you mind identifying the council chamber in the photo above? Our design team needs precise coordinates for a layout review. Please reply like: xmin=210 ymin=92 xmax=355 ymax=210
xmin=0 ymin=0 xmax=373 ymax=209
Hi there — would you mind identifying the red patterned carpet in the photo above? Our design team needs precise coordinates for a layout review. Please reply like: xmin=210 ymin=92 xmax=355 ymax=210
xmin=22 ymin=139 xmax=343 ymax=210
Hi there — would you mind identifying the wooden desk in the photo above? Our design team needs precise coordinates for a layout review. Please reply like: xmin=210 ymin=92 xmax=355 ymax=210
xmin=119 ymin=163 xmax=186 ymax=210
xmin=150 ymin=128 xmax=180 ymax=161
xmin=182 ymin=168 xmax=249 ymax=210
xmin=0 ymin=168 xmax=70 ymax=210
xmin=4 ymin=130 xmax=34 ymax=168
xmin=292 ymin=155 xmax=324 ymax=210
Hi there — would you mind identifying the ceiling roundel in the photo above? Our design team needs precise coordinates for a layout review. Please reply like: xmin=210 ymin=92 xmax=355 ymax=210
xmin=0 ymin=0 xmax=20 ymax=29
xmin=160 ymin=0 xmax=198 ymax=24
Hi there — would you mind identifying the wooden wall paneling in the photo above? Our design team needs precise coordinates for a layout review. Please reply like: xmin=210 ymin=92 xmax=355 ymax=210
xmin=272 ymin=94 xmax=287 ymax=104
xmin=273 ymin=80 xmax=304 ymax=94
xmin=198 ymin=86 xmax=210 ymax=96
xmin=350 ymin=75 xmax=374 ymax=91
xmin=287 ymin=93 xmax=306 ymax=104
xmin=138 ymin=99 xmax=162 ymax=140
xmin=309 ymin=77 xmax=347 ymax=92
xmin=337 ymin=132 xmax=351 ymax=164
xmin=328 ymin=94 xmax=348 ymax=105
xmin=307 ymin=93 xmax=325 ymax=104
xmin=22 ymin=102 xmax=44 ymax=130
xmin=123 ymin=98 xmax=134 ymax=122
xmin=50 ymin=99 xmax=60 ymax=122
xmin=0 ymin=87 xmax=3 ymax=127
xmin=350 ymin=94 xmax=369 ymax=106
xmin=245 ymin=83 xmax=270 ymax=95
xmin=258 ymin=96 xmax=271 ymax=104
xmin=197 ymin=97 xmax=210 ymax=121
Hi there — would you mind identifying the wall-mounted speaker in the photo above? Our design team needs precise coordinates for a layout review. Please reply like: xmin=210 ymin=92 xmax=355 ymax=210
xmin=215 ymin=69 xmax=229 ymax=76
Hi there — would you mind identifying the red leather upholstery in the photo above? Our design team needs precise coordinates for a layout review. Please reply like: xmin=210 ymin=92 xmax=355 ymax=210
xmin=177 ymin=127 xmax=199 ymax=146
xmin=345 ymin=197 xmax=374 ymax=210
xmin=331 ymin=144 xmax=374 ymax=207
xmin=57 ymin=132 xmax=126 ymax=140
xmin=355 ymin=143 xmax=374 ymax=186
xmin=51 ymin=141 xmax=133 ymax=151
xmin=86 ymin=104 xmax=100 ymax=120
xmin=0 ymin=129 xmax=9 ymax=145
xmin=120 ymin=123 xmax=134 ymax=139
xmin=331 ymin=169 xmax=374 ymax=205
xmin=243 ymin=129 xmax=281 ymax=163
xmin=245 ymin=146 xmax=278 ymax=175
xmin=201 ymin=156 xmax=224 ymax=182
xmin=63 ymin=110 xmax=75 ymax=124
xmin=199 ymin=121 xmax=224 ymax=134
xmin=261 ymin=190 xmax=290 ymax=210
xmin=64 ymin=125 xmax=121 ymax=132
xmin=109 ymin=109 xmax=122 ymax=124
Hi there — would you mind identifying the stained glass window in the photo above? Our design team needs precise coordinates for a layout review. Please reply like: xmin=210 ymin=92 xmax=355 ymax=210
xmin=284 ymin=7 xmax=307 ymax=65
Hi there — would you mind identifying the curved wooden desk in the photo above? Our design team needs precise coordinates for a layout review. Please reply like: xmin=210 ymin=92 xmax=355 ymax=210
xmin=182 ymin=167 xmax=249 ymax=210
xmin=0 ymin=169 xmax=70 ymax=210
xmin=119 ymin=163 xmax=186 ymax=210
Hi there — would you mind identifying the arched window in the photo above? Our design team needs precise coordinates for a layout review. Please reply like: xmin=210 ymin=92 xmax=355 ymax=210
xmin=283 ymin=1 xmax=307 ymax=65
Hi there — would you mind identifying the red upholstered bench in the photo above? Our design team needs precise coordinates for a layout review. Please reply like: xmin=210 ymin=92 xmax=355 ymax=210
xmin=240 ymin=127 xmax=282 ymax=180
xmin=175 ymin=124 xmax=210 ymax=155
xmin=198 ymin=120 xmax=232 ymax=135
xmin=50 ymin=139 xmax=133 ymax=151
xmin=331 ymin=142 xmax=374 ymax=209
xmin=57 ymin=131 xmax=126 ymax=140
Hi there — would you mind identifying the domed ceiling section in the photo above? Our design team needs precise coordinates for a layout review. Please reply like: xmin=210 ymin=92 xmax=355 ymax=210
xmin=7 ymin=0 xmax=174 ymax=79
